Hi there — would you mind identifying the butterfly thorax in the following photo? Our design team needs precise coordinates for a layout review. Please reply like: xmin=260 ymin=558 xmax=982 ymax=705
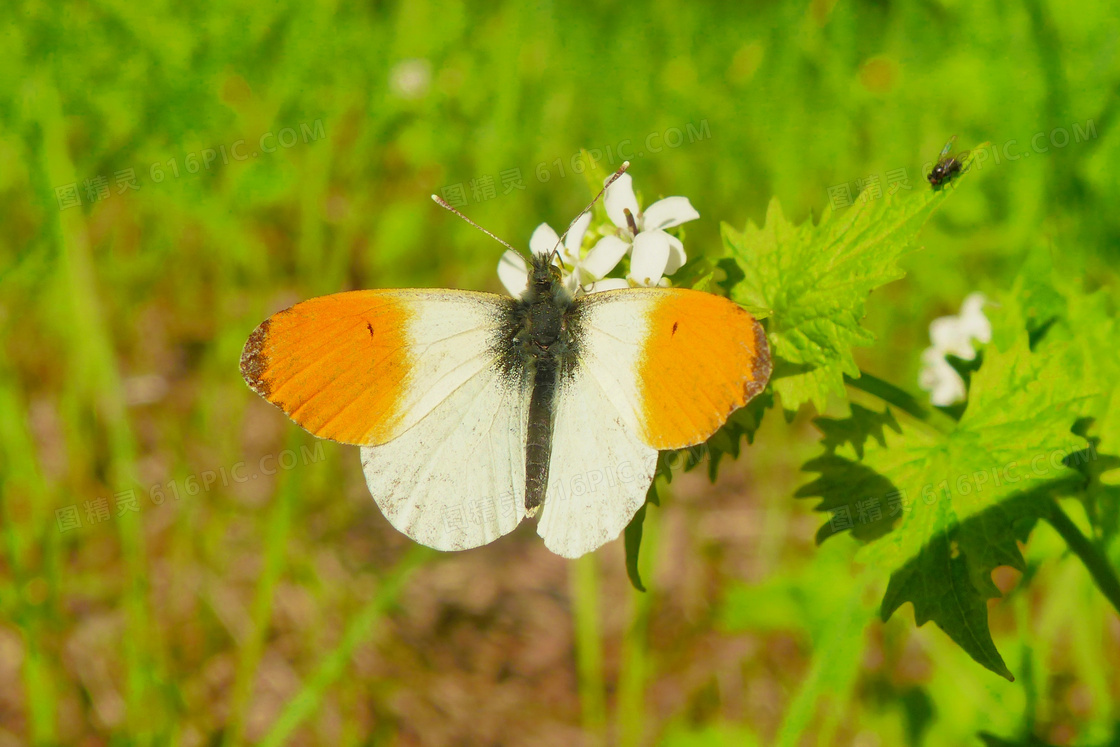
xmin=513 ymin=254 xmax=574 ymax=359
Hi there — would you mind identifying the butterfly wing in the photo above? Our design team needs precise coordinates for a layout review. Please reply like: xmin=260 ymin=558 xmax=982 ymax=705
xmin=535 ymin=365 xmax=659 ymax=558
xmin=242 ymin=289 xmax=533 ymax=550
xmin=360 ymin=359 xmax=530 ymax=551
xmin=537 ymin=288 xmax=771 ymax=557
xmin=241 ymin=289 xmax=517 ymax=446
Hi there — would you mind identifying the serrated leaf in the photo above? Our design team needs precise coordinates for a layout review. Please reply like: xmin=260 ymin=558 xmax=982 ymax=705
xmin=867 ymin=331 xmax=1087 ymax=570
xmin=814 ymin=402 xmax=902 ymax=459
xmin=723 ymin=155 xmax=977 ymax=413
xmin=879 ymin=488 xmax=1064 ymax=681
xmin=995 ymin=247 xmax=1120 ymax=486
xmin=799 ymin=323 xmax=1088 ymax=678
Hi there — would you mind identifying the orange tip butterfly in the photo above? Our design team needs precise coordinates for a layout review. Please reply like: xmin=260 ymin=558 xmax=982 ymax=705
xmin=240 ymin=165 xmax=771 ymax=558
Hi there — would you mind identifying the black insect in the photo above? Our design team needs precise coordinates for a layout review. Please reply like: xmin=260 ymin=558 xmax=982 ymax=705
xmin=927 ymin=135 xmax=969 ymax=188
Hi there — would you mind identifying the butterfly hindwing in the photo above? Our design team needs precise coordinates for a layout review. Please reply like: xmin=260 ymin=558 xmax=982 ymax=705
xmin=536 ymin=365 xmax=658 ymax=558
xmin=361 ymin=360 xmax=531 ymax=551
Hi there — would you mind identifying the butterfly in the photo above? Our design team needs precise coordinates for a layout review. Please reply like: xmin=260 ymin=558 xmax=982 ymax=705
xmin=240 ymin=169 xmax=771 ymax=558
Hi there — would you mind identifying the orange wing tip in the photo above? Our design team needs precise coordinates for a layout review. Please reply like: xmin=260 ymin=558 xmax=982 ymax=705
xmin=240 ymin=317 xmax=274 ymax=397
xmin=238 ymin=292 xmax=414 ymax=446
xmin=745 ymin=318 xmax=773 ymax=400
xmin=638 ymin=292 xmax=773 ymax=450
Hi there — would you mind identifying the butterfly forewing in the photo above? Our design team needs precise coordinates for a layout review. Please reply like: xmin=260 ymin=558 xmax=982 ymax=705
xmin=241 ymin=289 xmax=518 ymax=446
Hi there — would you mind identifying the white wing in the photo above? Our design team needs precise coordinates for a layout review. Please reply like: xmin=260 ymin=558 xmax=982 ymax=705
xmin=241 ymin=287 xmax=532 ymax=551
xmin=536 ymin=367 xmax=658 ymax=558
xmin=362 ymin=361 xmax=530 ymax=551
xmin=536 ymin=287 xmax=770 ymax=557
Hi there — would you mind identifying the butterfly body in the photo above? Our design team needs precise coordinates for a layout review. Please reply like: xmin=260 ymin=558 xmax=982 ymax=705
xmin=509 ymin=255 xmax=577 ymax=512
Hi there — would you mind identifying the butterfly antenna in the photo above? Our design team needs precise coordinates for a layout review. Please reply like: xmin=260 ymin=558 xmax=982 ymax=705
xmin=552 ymin=160 xmax=631 ymax=257
xmin=431 ymin=195 xmax=521 ymax=255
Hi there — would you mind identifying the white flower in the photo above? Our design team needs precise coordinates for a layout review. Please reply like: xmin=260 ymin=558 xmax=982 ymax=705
xmin=929 ymin=293 xmax=991 ymax=360
xmin=919 ymin=347 xmax=967 ymax=407
xmin=497 ymin=212 xmax=592 ymax=296
xmin=585 ymin=172 xmax=700 ymax=289
xmin=917 ymin=293 xmax=992 ymax=406
xmin=496 ymin=172 xmax=700 ymax=296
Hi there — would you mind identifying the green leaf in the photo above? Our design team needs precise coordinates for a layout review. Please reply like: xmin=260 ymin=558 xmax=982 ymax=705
xmin=623 ymin=503 xmax=648 ymax=593
xmin=867 ymin=329 xmax=1087 ymax=567
xmin=813 ymin=402 xmax=902 ymax=459
xmin=799 ymin=321 xmax=1090 ymax=678
xmin=994 ymin=246 xmax=1120 ymax=496
xmin=722 ymin=154 xmax=977 ymax=414
xmin=880 ymin=488 xmax=1064 ymax=682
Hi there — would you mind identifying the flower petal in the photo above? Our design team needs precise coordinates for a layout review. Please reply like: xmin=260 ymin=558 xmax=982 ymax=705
xmin=563 ymin=268 xmax=582 ymax=294
xmin=604 ymin=173 xmax=640 ymax=231
xmin=582 ymin=235 xmax=631 ymax=279
xmin=529 ymin=223 xmax=561 ymax=257
xmin=930 ymin=315 xmax=978 ymax=360
xmin=497 ymin=250 xmax=529 ymax=297
xmin=563 ymin=211 xmax=592 ymax=261
xmin=958 ymin=292 xmax=992 ymax=343
xmin=641 ymin=196 xmax=699 ymax=230
xmin=663 ymin=233 xmax=687 ymax=275
xmin=628 ymin=230 xmax=671 ymax=286
xmin=585 ymin=277 xmax=630 ymax=293
xmin=918 ymin=347 xmax=966 ymax=406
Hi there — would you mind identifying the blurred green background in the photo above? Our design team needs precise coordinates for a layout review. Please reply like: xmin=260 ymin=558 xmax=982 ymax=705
xmin=2 ymin=0 xmax=1119 ymax=744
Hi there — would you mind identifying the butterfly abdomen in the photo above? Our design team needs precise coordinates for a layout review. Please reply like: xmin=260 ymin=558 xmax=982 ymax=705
xmin=524 ymin=355 xmax=558 ymax=512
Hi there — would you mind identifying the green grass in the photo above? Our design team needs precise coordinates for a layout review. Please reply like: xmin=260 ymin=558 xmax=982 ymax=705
xmin=1 ymin=0 xmax=1118 ymax=743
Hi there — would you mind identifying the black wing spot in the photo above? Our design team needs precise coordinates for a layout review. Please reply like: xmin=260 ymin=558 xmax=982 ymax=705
xmin=366 ymin=322 xmax=374 ymax=337
xmin=671 ymin=321 xmax=679 ymax=336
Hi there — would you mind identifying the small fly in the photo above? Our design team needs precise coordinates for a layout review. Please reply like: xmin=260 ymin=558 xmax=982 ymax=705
xmin=927 ymin=135 xmax=969 ymax=188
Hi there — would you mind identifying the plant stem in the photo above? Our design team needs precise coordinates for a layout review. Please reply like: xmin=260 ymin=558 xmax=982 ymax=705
xmin=571 ymin=553 xmax=607 ymax=745
xmin=1045 ymin=501 xmax=1120 ymax=616
xmin=617 ymin=499 xmax=658 ymax=747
